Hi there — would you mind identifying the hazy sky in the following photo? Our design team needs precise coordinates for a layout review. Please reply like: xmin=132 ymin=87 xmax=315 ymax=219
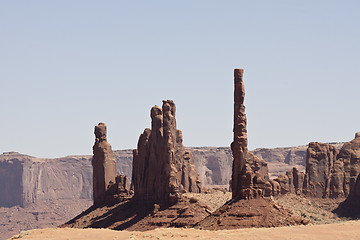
xmin=1 ymin=1 xmax=359 ymax=158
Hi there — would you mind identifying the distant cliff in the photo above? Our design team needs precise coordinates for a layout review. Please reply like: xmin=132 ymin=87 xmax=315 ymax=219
xmin=0 ymin=152 xmax=92 ymax=207
xmin=2 ymin=145 xmax=343 ymax=208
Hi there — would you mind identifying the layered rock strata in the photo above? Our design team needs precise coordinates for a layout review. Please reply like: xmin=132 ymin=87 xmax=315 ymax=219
xmin=92 ymin=123 xmax=117 ymax=205
xmin=231 ymin=69 xmax=269 ymax=200
xmin=132 ymin=100 xmax=202 ymax=204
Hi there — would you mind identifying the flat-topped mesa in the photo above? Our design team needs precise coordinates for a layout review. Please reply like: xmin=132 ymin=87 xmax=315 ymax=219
xmin=231 ymin=69 xmax=269 ymax=200
xmin=132 ymin=100 xmax=202 ymax=204
xmin=92 ymin=123 xmax=116 ymax=205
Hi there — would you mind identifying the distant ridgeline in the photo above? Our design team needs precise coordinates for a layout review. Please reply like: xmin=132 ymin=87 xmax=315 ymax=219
xmin=0 ymin=143 xmax=346 ymax=208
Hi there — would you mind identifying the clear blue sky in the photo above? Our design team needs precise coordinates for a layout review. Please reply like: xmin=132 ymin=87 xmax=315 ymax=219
xmin=1 ymin=1 xmax=359 ymax=158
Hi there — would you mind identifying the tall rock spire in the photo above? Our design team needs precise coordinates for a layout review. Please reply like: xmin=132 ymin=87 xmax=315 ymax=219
xmin=231 ymin=69 xmax=249 ymax=199
xmin=231 ymin=69 xmax=269 ymax=200
xmin=92 ymin=122 xmax=116 ymax=205
xmin=132 ymin=100 xmax=202 ymax=204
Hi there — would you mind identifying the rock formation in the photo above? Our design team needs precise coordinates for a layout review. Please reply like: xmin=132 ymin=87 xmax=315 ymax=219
xmin=271 ymin=167 xmax=304 ymax=196
xmin=270 ymin=133 xmax=360 ymax=199
xmin=92 ymin=122 xmax=117 ymax=205
xmin=132 ymin=100 xmax=202 ymax=204
xmin=63 ymin=101 xmax=209 ymax=231
xmin=331 ymin=132 xmax=360 ymax=198
xmin=194 ymin=68 xmax=306 ymax=230
xmin=252 ymin=146 xmax=307 ymax=178
xmin=231 ymin=69 xmax=268 ymax=200
xmin=303 ymin=142 xmax=338 ymax=198
xmin=0 ymin=145 xmax=315 ymax=239
xmin=334 ymin=173 xmax=360 ymax=218
xmin=303 ymin=133 xmax=359 ymax=198
xmin=231 ymin=68 xmax=248 ymax=199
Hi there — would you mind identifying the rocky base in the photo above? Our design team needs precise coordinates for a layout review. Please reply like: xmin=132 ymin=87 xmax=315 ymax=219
xmin=194 ymin=197 xmax=308 ymax=230
xmin=61 ymin=196 xmax=210 ymax=231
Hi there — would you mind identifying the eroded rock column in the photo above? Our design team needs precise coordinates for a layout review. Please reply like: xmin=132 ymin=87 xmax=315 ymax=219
xmin=132 ymin=100 xmax=202 ymax=204
xmin=92 ymin=122 xmax=116 ymax=205
xmin=231 ymin=69 xmax=248 ymax=199
xmin=231 ymin=69 xmax=270 ymax=200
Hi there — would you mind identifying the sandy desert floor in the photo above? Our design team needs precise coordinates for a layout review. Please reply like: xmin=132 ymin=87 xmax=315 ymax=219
xmin=9 ymin=220 xmax=360 ymax=240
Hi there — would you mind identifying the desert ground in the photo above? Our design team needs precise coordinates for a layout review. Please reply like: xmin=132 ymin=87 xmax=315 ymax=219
xmin=10 ymin=220 xmax=360 ymax=240
xmin=9 ymin=191 xmax=358 ymax=240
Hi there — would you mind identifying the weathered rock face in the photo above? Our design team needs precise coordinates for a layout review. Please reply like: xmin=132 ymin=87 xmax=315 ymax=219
xmin=132 ymin=100 xmax=202 ymax=204
xmin=303 ymin=142 xmax=338 ymax=198
xmin=332 ymin=133 xmax=360 ymax=198
xmin=92 ymin=123 xmax=117 ymax=205
xmin=231 ymin=69 xmax=269 ymax=200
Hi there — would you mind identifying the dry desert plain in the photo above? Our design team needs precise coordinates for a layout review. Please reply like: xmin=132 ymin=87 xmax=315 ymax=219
xmin=8 ymin=190 xmax=358 ymax=240
xmin=8 ymin=193 xmax=360 ymax=240
xmin=9 ymin=220 xmax=360 ymax=240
